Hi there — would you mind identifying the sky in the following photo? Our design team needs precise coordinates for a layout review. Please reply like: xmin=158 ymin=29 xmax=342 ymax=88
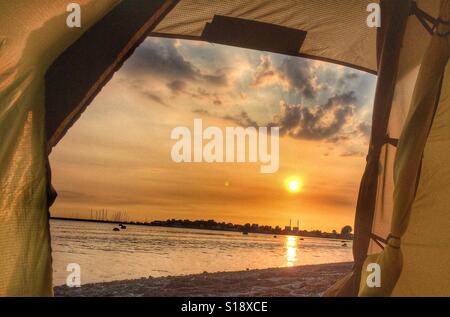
xmin=49 ymin=37 xmax=377 ymax=232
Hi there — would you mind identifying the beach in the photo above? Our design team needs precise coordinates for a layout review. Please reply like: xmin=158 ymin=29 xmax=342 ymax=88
xmin=50 ymin=220 xmax=353 ymax=286
xmin=55 ymin=262 xmax=352 ymax=297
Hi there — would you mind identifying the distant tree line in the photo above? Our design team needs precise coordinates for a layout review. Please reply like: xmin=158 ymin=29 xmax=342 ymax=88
xmin=148 ymin=219 xmax=353 ymax=240
xmin=51 ymin=215 xmax=353 ymax=240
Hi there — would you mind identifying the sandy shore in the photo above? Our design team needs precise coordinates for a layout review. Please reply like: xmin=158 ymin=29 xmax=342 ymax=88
xmin=54 ymin=262 xmax=352 ymax=297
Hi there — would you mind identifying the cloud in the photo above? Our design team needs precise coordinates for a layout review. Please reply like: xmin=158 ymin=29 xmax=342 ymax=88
xmin=189 ymin=87 xmax=225 ymax=107
xmin=357 ymin=122 xmax=371 ymax=139
xmin=252 ymin=55 xmax=278 ymax=87
xmin=126 ymin=80 xmax=170 ymax=107
xmin=223 ymin=111 xmax=259 ymax=128
xmin=123 ymin=38 xmax=227 ymax=86
xmin=337 ymin=72 xmax=360 ymax=88
xmin=121 ymin=38 xmax=373 ymax=145
xmin=270 ymin=92 xmax=358 ymax=141
xmin=124 ymin=39 xmax=196 ymax=79
xmin=278 ymin=57 xmax=317 ymax=99
xmin=251 ymin=55 xmax=318 ymax=100
xmin=166 ymin=80 xmax=187 ymax=94
xmin=203 ymin=72 xmax=228 ymax=86
xmin=141 ymin=91 xmax=170 ymax=107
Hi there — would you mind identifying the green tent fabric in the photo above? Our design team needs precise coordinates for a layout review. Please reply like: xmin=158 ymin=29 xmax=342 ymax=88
xmin=0 ymin=0 xmax=121 ymax=296
xmin=392 ymin=55 xmax=450 ymax=297
xmin=359 ymin=0 xmax=450 ymax=296
xmin=391 ymin=5 xmax=450 ymax=296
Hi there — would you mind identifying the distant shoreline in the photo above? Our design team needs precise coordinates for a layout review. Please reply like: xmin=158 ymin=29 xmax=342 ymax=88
xmin=50 ymin=216 xmax=353 ymax=241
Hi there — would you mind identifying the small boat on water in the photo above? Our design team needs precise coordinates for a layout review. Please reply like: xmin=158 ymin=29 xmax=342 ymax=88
xmin=119 ymin=224 xmax=127 ymax=229
xmin=299 ymin=238 xmax=304 ymax=240
xmin=341 ymin=243 xmax=348 ymax=247
xmin=242 ymin=231 xmax=249 ymax=235
xmin=113 ymin=227 xmax=120 ymax=232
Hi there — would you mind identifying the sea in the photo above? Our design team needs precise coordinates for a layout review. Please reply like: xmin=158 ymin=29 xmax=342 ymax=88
xmin=50 ymin=219 xmax=353 ymax=286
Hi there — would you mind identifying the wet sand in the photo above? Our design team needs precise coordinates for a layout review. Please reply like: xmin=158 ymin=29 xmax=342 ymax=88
xmin=55 ymin=262 xmax=352 ymax=297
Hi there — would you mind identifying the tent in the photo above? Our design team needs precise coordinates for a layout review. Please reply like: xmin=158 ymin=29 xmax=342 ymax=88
xmin=0 ymin=0 xmax=448 ymax=296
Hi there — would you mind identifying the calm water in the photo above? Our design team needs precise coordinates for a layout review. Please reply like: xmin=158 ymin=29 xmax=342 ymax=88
xmin=50 ymin=219 xmax=352 ymax=286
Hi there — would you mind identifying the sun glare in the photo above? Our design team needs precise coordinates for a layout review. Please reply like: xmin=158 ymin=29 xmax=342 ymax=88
xmin=285 ymin=177 xmax=303 ymax=193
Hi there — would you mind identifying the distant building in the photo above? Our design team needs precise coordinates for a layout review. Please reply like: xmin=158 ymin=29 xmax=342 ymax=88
xmin=285 ymin=219 xmax=292 ymax=232
xmin=292 ymin=220 xmax=300 ymax=233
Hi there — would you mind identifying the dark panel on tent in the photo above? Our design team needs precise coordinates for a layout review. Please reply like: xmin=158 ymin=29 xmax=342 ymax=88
xmin=45 ymin=0 xmax=178 ymax=152
xmin=201 ymin=15 xmax=307 ymax=56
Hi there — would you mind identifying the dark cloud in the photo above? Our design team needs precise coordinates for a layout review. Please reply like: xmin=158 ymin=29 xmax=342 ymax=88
xmin=327 ymin=135 xmax=349 ymax=143
xmin=127 ymin=80 xmax=169 ymax=107
xmin=141 ymin=91 xmax=170 ymax=107
xmin=124 ymin=39 xmax=196 ymax=79
xmin=278 ymin=57 xmax=316 ymax=99
xmin=336 ymin=72 xmax=361 ymax=94
xmin=223 ymin=111 xmax=259 ymax=128
xmin=123 ymin=38 xmax=227 ymax=86
xmin=218 ymin=91 xmax=369 ymax=144
xmin=189 ymin=87 xmax=225 ymax=107
xmin=166 ymin=80 xmax=187 ymax=94
xmin=344 ymin=72 xmax=359 ymax=80
xmin=357 ymin=122 xmax=372 ymax=138
xmin=203 ymin=73 xmax=228 ymax=86
xmin=338 ymin=72 xmax=359 ymax=85
xmin=252 ymin=55 xmax=316 ymax=99
xmin=270 ymin=92 xmax=357 ymax=140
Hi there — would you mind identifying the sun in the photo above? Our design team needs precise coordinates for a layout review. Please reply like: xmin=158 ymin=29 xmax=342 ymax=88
xmin=285 ymin=177 xmax=303 ymax=193
xmin=289 ymin=180 xmax=300 ymax=192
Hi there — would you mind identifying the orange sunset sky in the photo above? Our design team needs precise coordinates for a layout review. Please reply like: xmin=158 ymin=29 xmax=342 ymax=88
xmin=49 ymin=38 xmax=376 ymax=232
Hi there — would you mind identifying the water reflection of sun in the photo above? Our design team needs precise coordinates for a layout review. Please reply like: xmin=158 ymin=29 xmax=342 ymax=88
xmin=285 ymin=236 xmax=298 ymax=267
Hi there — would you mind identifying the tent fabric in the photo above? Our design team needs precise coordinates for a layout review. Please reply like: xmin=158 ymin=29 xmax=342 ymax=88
xmin=152 ymin=0 xmax=379 ymax=74
xmin=368 ymin=0 xmax=441 ymax=255
xmin=0 ymin=0 xmax=122 ymax=296
xmin=392 ymin=57 xmax=450 ymax=296
xmin=46 ymin=0 xmax=175 ymax=152
xmin=335 ymin=0 xmax=414 ymax=297
xmin=359 ymin=0 xmax=450 ymax=296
